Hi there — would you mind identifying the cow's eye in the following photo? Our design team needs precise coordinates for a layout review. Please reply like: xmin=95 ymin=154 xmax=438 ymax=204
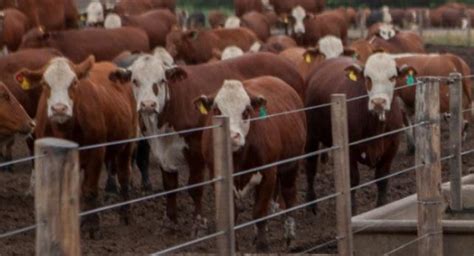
xmin=132 ymin=79 xmax=139 ymax=87
xmin=152 ymin=83 xmax=158 ymax=95
xmin=389 ymin=76 xmax=397 ymax=82
xmin=242 ymin=109 xmax=251 ymax=120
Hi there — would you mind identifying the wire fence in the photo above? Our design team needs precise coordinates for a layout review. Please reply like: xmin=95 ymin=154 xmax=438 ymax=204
xmin=0 ymin=73 xmax=472 ymax=255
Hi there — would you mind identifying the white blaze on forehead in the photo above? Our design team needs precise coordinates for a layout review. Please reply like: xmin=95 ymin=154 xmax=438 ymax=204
xmin=318 ymin=35 xmax=343 ymax=59
xmin=86 ymin=1 xmax=104 ymax=25
xmin=378 ymin=23 xmax=396 ymax=40
xmin=43 ymin=58 xmax=76 ymax=118
xmin=221 ymin=46 xmax=244 ymax=60
xmin=129 ymin=54 xmax=167 ymax=113
xmin=215 ymin=80 xmax=251 ymax=151
xmin=104 ymin=13 xmax=122 ymax=29
xmin=225 ymin=16 xmax=241 ymax=28
xmin=364 ymin=53 xmax=398 ymax=111
xmin=153 ymin=47 xmax=175 ymax=68
xmin=292 ymin=6 xmax=306 ymax=34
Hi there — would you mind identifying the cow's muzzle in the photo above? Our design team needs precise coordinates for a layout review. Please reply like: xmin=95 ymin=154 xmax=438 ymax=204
xmin=371 ymin=98 xmax=387 ymax=122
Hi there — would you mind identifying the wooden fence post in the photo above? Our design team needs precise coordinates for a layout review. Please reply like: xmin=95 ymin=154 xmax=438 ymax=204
xmin=213 ymin=116 xmax=236 ymax=256
xmin=448 ymin=73 xmax=463 ymax=211
xmin=331 ymin=94 xmax=353 ymax=256
xmin=35 ymin=138 xmax=80 ymax=256
xmin=415 ymin=77 xmax=443 ymax=256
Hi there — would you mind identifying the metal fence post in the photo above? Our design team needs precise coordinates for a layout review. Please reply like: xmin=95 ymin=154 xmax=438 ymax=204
xmin=35 ymin=138 xmax=80 ymax=256
xmin=415 ymin=77 xmax=443 ymax=256
xmin=448 ymin=73 xmax=463 ymax=211
xmin=212 ymin=116 xmax=235 ymax=256
xmin=331 ymin=94 xmax=353 ymax=256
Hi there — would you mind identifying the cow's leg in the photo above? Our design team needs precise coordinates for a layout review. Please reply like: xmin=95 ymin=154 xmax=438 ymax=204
xmin=188 ymin=162 xmax=207 ymax=236
xmin=375 ymin=139 xmax=399 ymax=207
xmin=305 ymin=138 xmax=320 ymax=214
xmin=253 ymin=168 xmax=277 ymax=252
xmin=279 ymin=163 xmax=298 ymax=248
xmin=135 ymin=140 xmax=152 ymax=191
xmin=116 ymin=146 xmax=133 ymax=225
xmin=104 ymin=161 xmax=118 ymax=195
xmin=81 ymin=148 xmax=105 ymax=240
xmin=161 ymin=169 xmax=179 ymax=224
xmin=0 ymin=139 xmax=14 ymax=172
xmin=349 ymin=153 xmax=360 ymax=215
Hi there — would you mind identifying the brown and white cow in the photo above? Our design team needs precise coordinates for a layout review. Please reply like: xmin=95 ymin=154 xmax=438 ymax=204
xmin=108 ymin=52 xmax=304 ymax=231
xmin=305 ymin=53 xmax=411 ymax=213
xmin=391 ymin=53 xmax=473 ymax=151
xmin=17 ymin=57 xmax=138 ymax=238
xmin=280 ymin=35 xmax=355 ymax=79
xmin=290 ymin=8 xmax=348 ymax=46
xmin=199 ymin=77 xmax=306 ymax=251
xmin=0 ymin=9 xmax=31 ymax=53
xmin=166 ymin=27 xmax=259 ymax=64
xmin=1 ymin=0 xmax=78 ymax=30
xmin=19 ymin=27 xmax=150 ymax=63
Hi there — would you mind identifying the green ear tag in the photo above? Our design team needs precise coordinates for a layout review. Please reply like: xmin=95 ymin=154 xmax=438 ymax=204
xmin=407 ymin=74 xmax=415 ymax=86
xmin=259 ymin=106 xmax=268 ymax=118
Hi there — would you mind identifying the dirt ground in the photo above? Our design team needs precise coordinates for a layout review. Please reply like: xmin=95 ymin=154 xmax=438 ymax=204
xmin=1 ymin=44 xmax=474 ymax=255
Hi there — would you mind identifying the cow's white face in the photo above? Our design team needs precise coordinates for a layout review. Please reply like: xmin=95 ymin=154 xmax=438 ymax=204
xmin=378 ymin=24 xmax=396 ymax=40
xmin=364 ymin=53 xmax=398 ymax=120
xmin=291 ymin=6 xmax=306 ymax=34
xmin=214 ymin=80 xmax=252 ymax=151
xmin=221 ymin=46 xmax=244 ymax=60
xmin=318 ymin=35 xmax=343 ymax=59
xmin=86 ymin=2 xmax=104 ymax=26
xmin=225 ymin=16 xmax=241 ymax=28
xmin=43 ymin=58 xmax=77 ymax=123
xmin=104 ymin=13 xmax=122 ymax=29
xmin=129 ymin=54 xmax=168 ymax=114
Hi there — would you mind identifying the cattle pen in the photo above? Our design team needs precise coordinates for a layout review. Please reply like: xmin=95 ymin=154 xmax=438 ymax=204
xmin=1 ymin=72 xmax=473 ymax=255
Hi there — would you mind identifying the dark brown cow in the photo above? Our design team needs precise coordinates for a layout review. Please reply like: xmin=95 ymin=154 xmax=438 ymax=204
xmin=393 ymin=53 xmax=472 ymax=151
xmin=305 ymin=54 xmax=412 ymax=212
xmin=0 ymin=8 xmax=30 ymax=52
xmin=241 ymin=11 xmax=271 ymax=41
xmin=18 ymin=57 xmax=138 ymax=238
xmin=166 ymin=27 xmax=259 ymax=64
xmin=19 ymin=27 xmax=150 ymax=63
xmin=234 ymin=0 xmax=264 ymax=17
xmin=108 ymin=52 xmax=304 ymax=230
xmin=121 ymin=9 xmax=177 ymax=48
xmin=429 ymin=4 xmax=468 ymax=28
xmin=114 ymin=0 xmax=153 ymax=16
xmin=260 ymin=35 xmax=297 ymax=53
xmin=1 ymin=0 xmax=78 ymax=30
xmin=199 ymin=76 xmax=306 ymax=251
xmin=208 ymin=10 xmax=227 ymax=28
xmin=291 ymin=9 xmax=348 ymax=46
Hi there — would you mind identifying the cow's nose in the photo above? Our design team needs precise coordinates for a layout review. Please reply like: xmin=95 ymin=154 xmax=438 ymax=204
xmin=51 ymin=103 xmax=68 ymax=115
xmin=231 ymin=132 xmax=241 ymax=143
xmin=371 ymin=98 xmax=387 ymax=109
xmin=140 ymin=101 xmax=157 ymax=112
xmin=29 ymin=120 xmax=36 ymax=129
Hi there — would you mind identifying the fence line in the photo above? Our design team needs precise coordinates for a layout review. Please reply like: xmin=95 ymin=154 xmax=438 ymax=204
xmin=149 ymin=231 xmax=225 ymax=256
xmin=383 ymin=232 xmax=443 ymax=256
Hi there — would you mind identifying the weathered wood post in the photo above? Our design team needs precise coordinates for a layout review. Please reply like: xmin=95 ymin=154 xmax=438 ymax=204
xmin=331 ymin=94 xmax=353 ymax=256
xmin=213 ymin=116 xmax=236 ymax=256
xmin=415 ymin=77 xmax=443 ymax=256
xmin=448 ymin=72 xmax=463 ymax=211
xmin=35 ymin=138 xmax=80 ymax=256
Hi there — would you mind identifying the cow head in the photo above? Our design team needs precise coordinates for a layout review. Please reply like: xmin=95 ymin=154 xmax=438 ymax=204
xmin=194 ymin=80 xmax=266 ymax=152
xmin=344 ymin=53 xmax=416 ymax=121
xmin=86 ymin=1 xmax=105 ymax=27
xmin=166 ymin=28 xmax=199 ymax=59
xmin=290 ymin=6 xmax=310 ymax=35
xmin=104 ymin=13 xmax=122 ymax=29
xmin=0 ymin=82 xmax=34 ymax=140
xmin=15 ymin=56 xmax=95 ymax=124
xmin=378 ymin=23 xmax=397 ymax=40
xmin=221 ymin=46 xmax=244 ymax=60
xmin=109 ymin=54 xmax=187 ymax=115
xmin=20 ymin=27 xmax=52 ymax=49
xmin=303 ymin=36 xmax=356 ymax=65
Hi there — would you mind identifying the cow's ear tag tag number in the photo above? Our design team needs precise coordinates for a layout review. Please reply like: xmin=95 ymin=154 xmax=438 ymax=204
xmin=348 ymin=71 xmax=358 ymax=82
xmin=198 ymin=102 xmax=208 ymax=115
xmin=259 ymin=106 xmax=268 ymax=118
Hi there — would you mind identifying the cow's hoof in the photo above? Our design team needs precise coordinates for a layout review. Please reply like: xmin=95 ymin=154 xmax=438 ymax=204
xmin=105 ymin=178 xmax=119 ymax=194
xmin=305 ymin=192 xmax=318 ymax=215
xmin=192 ymin=215 xmax=209 ymax=237
xmin=142 ymin=182 xmax=152 ymax=193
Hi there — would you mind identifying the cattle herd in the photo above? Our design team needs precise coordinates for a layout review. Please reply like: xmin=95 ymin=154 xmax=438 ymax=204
xmin=0 ymin=0 xmax=474 ymax=253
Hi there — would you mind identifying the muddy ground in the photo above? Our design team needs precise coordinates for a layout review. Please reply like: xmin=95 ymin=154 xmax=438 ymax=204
xmin=1 ymin=44 xmax=474 ymax=255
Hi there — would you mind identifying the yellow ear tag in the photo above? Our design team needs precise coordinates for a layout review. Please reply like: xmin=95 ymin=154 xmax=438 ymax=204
xmin=198 ymin=102 xmax=208 ymax=115
xmin=304 ymin=54 xmax=312 ymax=64
xmin=21 ymin=78 xmax=31 ymax=90
xmin=348 ymin=71 xmax=358 ymax=82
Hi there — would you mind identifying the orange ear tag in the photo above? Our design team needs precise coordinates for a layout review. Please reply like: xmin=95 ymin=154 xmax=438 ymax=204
xmin=198 ymin=102 xmax=208 ymax=115
xmin=348 ymin=71 xmax=358 ymax=82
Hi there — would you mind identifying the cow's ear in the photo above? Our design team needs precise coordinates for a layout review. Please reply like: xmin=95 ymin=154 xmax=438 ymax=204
xmin=75 ymin=55 xmax=95 ymax=80
xmin=398 ymin=64 xmax=417 ymax=77
xmin=165 ymin=66 xmax=187 ymax=83
xmin=193 ymin=95 xmax=213 ymax=115
xmin=344 ymin=63 xmax=364 ymax=82
xmin=303 ymin=47 xmax=320 ymax=64
xmin=184 ymin=30 xmax=199 ymax=40
xmin=109 ymin=68 xmax=132 ymax=84
xmin=342 ymin=47 xmax=358 ymax=59
xmin=14 ymin=69 xmax=43 ymax=90
xmin=250 ymin=95 xmax=268 ymax=117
